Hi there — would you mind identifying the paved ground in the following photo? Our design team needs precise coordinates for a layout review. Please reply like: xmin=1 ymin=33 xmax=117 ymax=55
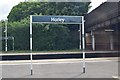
xmin=0 ymin=57 xmax=119 ymax=78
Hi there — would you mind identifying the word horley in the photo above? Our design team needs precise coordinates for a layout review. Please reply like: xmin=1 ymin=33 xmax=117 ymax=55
xmin=51 ymin=17 xmax=65 ymax=23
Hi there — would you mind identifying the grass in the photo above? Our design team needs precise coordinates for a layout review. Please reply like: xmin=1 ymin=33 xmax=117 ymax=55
xmin=2 ymin=49 xmax=81 ymax=54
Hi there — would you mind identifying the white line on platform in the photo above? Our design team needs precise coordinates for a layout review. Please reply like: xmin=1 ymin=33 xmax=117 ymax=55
xmin=0 ymin=59 xmax=115 ymax=65
xmin=0 ymin=51 xmax=119 ymax=56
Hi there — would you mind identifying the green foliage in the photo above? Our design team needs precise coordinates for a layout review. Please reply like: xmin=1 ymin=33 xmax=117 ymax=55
xmin=1 ymin=2 xmax=91 ymax=51
xmin=7 ymin=18 xmax=30 ymax=50
xmin=32 ymin=24 xmax=71 ymax=50
xmin=1 ymin=20 xmax=76 ymax=51
xmin=8 ymin=2 xmax=90 ymax=22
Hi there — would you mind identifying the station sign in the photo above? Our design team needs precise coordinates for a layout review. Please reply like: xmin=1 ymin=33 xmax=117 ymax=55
xmin=31 ymin=15 xmax=82 ymax=24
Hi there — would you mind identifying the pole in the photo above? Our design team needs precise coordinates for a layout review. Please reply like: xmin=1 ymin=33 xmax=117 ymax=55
xmin=110 ymin=34 xmax=113 ymax=50
xmin=92 ymin=35 xmax=95 ymax=51
xmin=82 ymin=16 xmax=85 ymax=73
xmin=30 ymin=15 xmax=33 ymax=75
xmin=79 ymin=24 xmax=81 ymax=50
xmin=12 ymin=37 xmax=14 ymax=51
xmin=5 ymin=19 xmax=8 ymax=52
xmin=91 ymin=31 xmax=95 ymax=51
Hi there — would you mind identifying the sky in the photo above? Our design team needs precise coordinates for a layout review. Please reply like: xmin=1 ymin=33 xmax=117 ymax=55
xmin=0 ymin=0 xmax=107 ymax=21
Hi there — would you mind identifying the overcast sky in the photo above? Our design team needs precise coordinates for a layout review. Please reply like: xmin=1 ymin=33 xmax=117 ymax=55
xmin=0 ymin=0 xmax=107 ymax=21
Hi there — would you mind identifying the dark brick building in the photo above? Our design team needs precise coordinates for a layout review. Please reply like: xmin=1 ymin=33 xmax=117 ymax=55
xmin=85 ymin=2 xmax=120 ymax=51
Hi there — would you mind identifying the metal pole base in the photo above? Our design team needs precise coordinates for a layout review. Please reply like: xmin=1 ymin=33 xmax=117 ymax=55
xmin=83 ymin=67 xmax=85 ymax=73
xmin=31 ymin=69 xmax=33 ymax=75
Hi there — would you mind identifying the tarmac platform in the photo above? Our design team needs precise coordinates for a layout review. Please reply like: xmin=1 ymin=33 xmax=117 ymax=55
xmin=0 ymin=57 xmax=119 ymax=79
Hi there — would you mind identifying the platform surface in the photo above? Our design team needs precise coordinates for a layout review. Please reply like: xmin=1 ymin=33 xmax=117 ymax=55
xmin=1 ymin=57 xmax=119 ymax=79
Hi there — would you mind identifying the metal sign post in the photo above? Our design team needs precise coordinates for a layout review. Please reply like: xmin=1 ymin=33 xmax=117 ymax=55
xmin=82 ymin=16 xmax=85 ymax=73
xmin=12 ymin=37 xmax=15 ymax=51
xmin=79 ymin=24 xmax=81 ymax=50
xmin=30 ymin=16 xmax=33 ymax=75
xmin=30 ymin=15 xmax=85 ymax=75
xmin=5 ymin=19 xmax=8 ymax=52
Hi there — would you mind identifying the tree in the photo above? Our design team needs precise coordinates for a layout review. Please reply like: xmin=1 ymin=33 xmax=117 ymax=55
xmin=8 ymin=2 xmax=91 ymax=22
xmin=5 ymin=2 xmax=91 ymax=51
